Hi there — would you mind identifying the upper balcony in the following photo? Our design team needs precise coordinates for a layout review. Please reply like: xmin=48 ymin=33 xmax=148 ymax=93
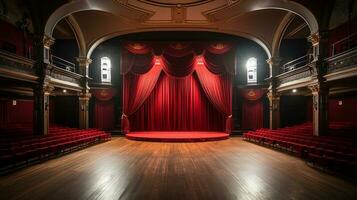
xmin=276 ymin=32 xmax=357 ymax=92
xmin=0 ymin=50 xmax=37 ymax=83
xmin=275 ymin=54 xmax=313 ymax=92
xmin=324 ymin=32 xmax=357 ymax=81
xmin=0 ymin=50 xmax=83 ymax=92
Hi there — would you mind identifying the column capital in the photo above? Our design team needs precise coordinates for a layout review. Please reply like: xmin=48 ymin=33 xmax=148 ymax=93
xmin=307 ymin=31 xmax=329 ymax=47
xmin=307 ymin=32 xmax=320 ymax=47
xmin=33 ymin=34 xmax=55 ymax=48
xmin=76 ymin=57 xmax=92 ymax=67
xmin=266 ymin=57 xmax=282 ymax=66
xmin=267 ymin=90 xmax=280 ymax=100
xmin=308 ymin=83 xmax=328 ymax=95
xmin=79 ymin=92 xmax=91 ymax=100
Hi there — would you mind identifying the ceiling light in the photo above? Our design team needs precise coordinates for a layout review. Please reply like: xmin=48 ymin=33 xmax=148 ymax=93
xmin=292 ymin=89 xmax=297 ymax=93
xmin=63 ymin=89 xmax=67 ymax=93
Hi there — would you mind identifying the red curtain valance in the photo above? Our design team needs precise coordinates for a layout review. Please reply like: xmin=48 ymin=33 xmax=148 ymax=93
xmin=240 ymin=89 xmax=266 ymax=101
xmin=92 ymin=89 xmax=116 ymax=101
xmin=120 ymin=41 xmax=237 ymax=75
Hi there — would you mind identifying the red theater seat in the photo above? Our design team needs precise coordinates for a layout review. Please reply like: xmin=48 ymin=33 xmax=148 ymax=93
xmin=243 ymin=122 xmax=357 ymax=174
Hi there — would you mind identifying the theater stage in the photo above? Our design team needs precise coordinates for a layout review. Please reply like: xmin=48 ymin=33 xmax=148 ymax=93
xmin=126 ymin=131 xmax=229 ymax=142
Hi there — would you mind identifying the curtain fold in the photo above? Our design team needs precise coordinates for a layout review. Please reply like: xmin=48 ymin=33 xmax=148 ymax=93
xmin=122 ymin=64 xmax=162 ymax=133
xmin=130 ymin=73 xmax=225 ymax=131
xmin=162 ymin=53 xmax=195 ymax=77
xmin=242 ymin=101 xmax=263 ymax=130
xmin=121 ymin=41 xmax=234 ymax=133
xmin=120 ymin=49 xmax=154 ymax=75
xmin=195 ymin=64 xmax=232 ymax=133
xmin=94 ymin=100 xmax=115 ymax=130
xmin=203 ymin=49 xmax=236 ymax=75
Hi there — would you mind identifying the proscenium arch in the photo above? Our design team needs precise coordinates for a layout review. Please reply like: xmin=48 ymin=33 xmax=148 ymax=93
xmin=86 ymin=28 xmax=272 ymax=59
xmin=44 ymin=0 xmax=319 ymax=41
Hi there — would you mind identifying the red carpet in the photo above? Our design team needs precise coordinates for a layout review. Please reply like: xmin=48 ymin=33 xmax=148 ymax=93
xmin=126 ymin=131 xmax=229 ymax=142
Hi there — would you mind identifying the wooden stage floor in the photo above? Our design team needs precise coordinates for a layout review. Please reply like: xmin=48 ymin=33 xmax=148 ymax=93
xmin=0 ymin=137 xmax=356 ymax=200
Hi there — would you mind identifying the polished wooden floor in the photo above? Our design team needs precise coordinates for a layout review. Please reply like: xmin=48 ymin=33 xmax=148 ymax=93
xmin=0 ymin=137 xmax=356 ymax=200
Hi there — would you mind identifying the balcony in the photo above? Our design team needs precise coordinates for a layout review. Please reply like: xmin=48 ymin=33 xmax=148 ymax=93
xmin=325 ymin=33 xmax=357 ymax=81
xmin=275 ymin=55 xmax=313 ymax=92
xmin=0 ymin=50 xmax=83 ymax=92
xmin=0 ymin=50 xmax=37 ymax=83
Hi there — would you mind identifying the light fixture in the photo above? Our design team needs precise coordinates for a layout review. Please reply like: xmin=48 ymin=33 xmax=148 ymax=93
xmin=12 ymin=100 xmax=17 ymax=106
xmin=292 ymin=89 xmax=297 ymax=93
xmin=63 ymin=89 xmax=67 ymax=93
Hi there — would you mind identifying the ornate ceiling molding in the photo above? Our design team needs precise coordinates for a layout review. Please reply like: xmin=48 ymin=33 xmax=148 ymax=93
xmin=137 ymin=0 xmax=214 ymax=7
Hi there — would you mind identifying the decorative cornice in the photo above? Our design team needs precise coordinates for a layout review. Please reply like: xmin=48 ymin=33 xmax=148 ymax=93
xmin=266 ymin=57 xmax=282 ymax=65
xmin=307 ymin=32 xmax=320 ymax=47
xmin=136 ymin=0 xmax=213 ymax=7
xmin=43 ymin=35 xmax=55 ymax=48
xmin=76 ymin=57 xmax=92 ymax=66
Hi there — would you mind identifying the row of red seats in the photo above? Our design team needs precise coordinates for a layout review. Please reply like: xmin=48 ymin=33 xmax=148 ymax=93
xmin=243 ymin=123 xmax=357 ymax=174
xmin=0 ymin=126 xmax=111 ymax=171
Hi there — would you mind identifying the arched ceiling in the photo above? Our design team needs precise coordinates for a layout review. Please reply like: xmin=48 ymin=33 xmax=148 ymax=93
xmin=48 ymin=0 xmax=319 ymax=58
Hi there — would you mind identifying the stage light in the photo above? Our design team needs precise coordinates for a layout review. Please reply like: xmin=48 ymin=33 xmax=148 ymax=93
xmin=63 ymin=89 xmax=67 ymax=93
xmin=292 ymin=89 xmax=297 ymax=93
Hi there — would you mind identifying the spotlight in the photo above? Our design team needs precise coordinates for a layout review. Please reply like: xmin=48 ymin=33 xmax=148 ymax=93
xmin=63 ymin=89 xmax=67 ymax=93
xmin=292 ymin=89 xmax=297 ymax=93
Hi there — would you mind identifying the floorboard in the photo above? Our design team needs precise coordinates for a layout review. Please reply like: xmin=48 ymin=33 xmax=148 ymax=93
xmin=0 ymin=137 xmax=356 ymax=200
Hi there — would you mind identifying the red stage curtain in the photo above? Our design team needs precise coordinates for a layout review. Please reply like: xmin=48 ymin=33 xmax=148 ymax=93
xmin=0 ymin=100 xmax=33 ymax=127
xmin=239 ymin=88 xmax=265 ymax=130
xmin=122 ymin=64 xmax=162 ymax=132
xmin=162 ymin=53 xmax=195 ymax=77
xmin=121 ymin=41 xmax=234 ymax=133
xmin=120 ymin=49 xmax=154 ymax=74
xmin=329 ymin=97 xmax=357 ymax=123
xmin=130 ymin=73 xmax=225 ymax=131
xmin=203 ymin=49 xmax=236 ymax=75
xmin=242 ymin=101 xmax=263 ymax=130
xmin=195 ymin=63 xmax=232 ymax=133
xmin=94 ymin=100 xmax=115 ymax=130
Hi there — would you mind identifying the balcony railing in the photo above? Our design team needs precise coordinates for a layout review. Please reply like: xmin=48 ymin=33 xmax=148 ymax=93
xmin=51 ymin=55 xmax=76 ymax=72
xmin=331 ymin=32 xmax=357 ymax=56
xmin=281 ymin=54 xmax=312 ymax=73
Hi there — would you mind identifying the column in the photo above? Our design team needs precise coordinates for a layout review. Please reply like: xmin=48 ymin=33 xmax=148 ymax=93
xmin=267 ymin=90 xmax=280 ymax=130
xmin=33 ymin=84 xmax=54 ymax=135
xmin=266 ymin=57 xmax=281 ymax=129
xmin=33 ymin=35 xmax=55 ymax=136
xmin=76 ymin=57 xmax=92 ymax=129
xmin=308 ymin=83 xmax=329 ymax=136
xmin=78 ymin=93 xmax=91 ymax=129
xmin=307 ymin=32 xmax=329 ymax=136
